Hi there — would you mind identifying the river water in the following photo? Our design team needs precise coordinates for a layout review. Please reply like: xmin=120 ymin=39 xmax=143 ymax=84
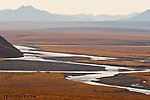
xmin=4 ymin=45 xmax=150 ymax=95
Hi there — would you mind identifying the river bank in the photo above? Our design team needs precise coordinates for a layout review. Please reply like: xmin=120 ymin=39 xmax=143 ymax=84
xmin=0 ymin=45 xmax=149 ymax=95
xmin=0 ymin=72 xmax=149 ymax=100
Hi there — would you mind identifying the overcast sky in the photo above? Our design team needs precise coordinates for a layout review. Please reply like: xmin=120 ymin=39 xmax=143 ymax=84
xmin=0 ymin=0 xmax=150 ymax=15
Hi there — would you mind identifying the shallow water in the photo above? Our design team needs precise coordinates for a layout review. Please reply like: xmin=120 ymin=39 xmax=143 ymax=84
xmin=14 ymin=45 xmax=117 ymax=61
xmin=5 ymin=45 xmax=150 ymax=95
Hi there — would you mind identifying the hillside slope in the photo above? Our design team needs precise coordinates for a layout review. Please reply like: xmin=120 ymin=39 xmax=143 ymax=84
xmin=0 ymin=35 xmax=23 ymax=58
xmin=128 ymin=10 xmax=150 ymax=21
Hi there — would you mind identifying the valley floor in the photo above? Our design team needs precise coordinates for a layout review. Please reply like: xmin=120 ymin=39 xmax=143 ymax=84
xmin=0 ymin=72 xmax=149 ymax=100
xmin=1 ymin=29 xmax=150 ymax=99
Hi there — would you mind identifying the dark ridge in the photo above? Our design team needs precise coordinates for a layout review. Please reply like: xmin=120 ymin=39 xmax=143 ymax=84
xmin=0 ymin=35 xmax=23 ymax=58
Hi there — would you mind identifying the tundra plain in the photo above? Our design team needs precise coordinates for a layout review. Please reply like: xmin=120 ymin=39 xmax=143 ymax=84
xmin=0 ymin=27 xmax=150 ymax=99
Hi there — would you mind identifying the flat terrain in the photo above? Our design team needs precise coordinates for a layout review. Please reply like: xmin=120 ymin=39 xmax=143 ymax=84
xmin=1 ymin=29 xmax=150 ymax=46
xmin=1 ymin=29 xmax=150 ymax=58
xmin=33 ymin=45 xmax=150 ymax=68
xmin=76 ymin=60 xmax=150 ymax=67
xmin=36 ymin=45 xmax=150 ymax=58
xmin=0 ymin=72 xmax=149 ymax=100
xmin=1 ymin=29 xmax=150 ymax=59
xmin=0 ymin=60 xmax=105 ymax=71
xmin=1 ymin=21 xmax=150 ymax=30
xmin=0 ymin=28 xmax=150 ymax=99
xmin=95 ymin=72 xmax=150 ymax=90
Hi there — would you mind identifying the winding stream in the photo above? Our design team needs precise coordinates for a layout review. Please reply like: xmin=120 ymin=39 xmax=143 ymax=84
xmin=3 ymin=45 xmax=150 ymax=95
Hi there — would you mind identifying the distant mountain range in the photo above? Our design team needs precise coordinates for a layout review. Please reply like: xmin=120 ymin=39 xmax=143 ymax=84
xmin=127 ymin=10 xmax=150 ymax=21
xmin=0 ymin=6 xmax=139 ymax=21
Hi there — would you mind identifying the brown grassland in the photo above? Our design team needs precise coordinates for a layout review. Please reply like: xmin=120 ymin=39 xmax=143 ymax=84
xmin=1 ymin=30 xmax=150 ymax=59
xmin=0 ymin=59 xmax=7 ymax=61
xmin=35 ymin=45 xmax=150 ymax=58
xmin=0 ymin=72 xmax=149 ymax=100
xmin=33 ymin=45 xmax=150 ymax=67
xmin=76 ymin=60 xmax=150 ymax=67
xmin=1 ymin=30 xmax=150 ymax=46
xmin=0 ymin=30 xmax=150 ymax=99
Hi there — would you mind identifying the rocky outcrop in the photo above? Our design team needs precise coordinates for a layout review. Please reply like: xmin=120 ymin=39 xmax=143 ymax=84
xmin=0 ymin=35 xmax=23 ymax=58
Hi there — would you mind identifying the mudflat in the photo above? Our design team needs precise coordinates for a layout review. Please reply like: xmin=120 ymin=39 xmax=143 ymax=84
xmin=0 ymin=60 xmax=105 ymax=71
xmin=93 ymin=72 xmax=150 ymax=90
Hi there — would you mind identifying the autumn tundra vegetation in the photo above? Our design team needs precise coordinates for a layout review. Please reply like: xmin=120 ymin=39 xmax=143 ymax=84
xmin=0 ymin=72 xmax=149 ymax=100
xmin=0 ymin=28 xmax=150 ymax=99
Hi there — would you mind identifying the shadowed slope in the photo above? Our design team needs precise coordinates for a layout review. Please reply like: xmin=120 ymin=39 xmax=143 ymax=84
xmin=0 ymin=35 xmax=23 ymax=58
